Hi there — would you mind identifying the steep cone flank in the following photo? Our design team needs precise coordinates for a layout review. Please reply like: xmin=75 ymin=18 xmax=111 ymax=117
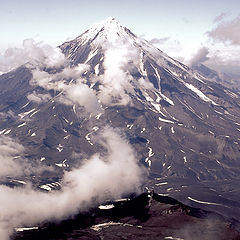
xmin=1 ymin=18 xmax=240 ymax=222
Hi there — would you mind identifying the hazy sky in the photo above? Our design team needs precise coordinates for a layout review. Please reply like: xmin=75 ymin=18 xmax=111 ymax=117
xmin=1 ymin=0 xmax=240 ymax=72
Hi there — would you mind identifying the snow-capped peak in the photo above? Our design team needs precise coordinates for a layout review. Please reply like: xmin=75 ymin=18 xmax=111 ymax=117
xmin=76 ymin=17 xmax=136 ymax=45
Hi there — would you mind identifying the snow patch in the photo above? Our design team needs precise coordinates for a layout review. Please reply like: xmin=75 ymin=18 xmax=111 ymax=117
xmin=17 ymin=122 xmax=26 ymax=128
xmin=55 ymin=159 xmax=69 ymax=168
xmin=94 ymin=63 xmax=100 ymax=75
xmin=56 ymin=144 xmax=63 ymax=152
xmin=96 ymin=113 xmax=102 ymax=120
xmin=98 ymin=204 xmax=114 ymax=210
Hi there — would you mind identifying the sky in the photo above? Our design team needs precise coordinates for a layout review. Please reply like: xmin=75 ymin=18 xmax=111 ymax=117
xmin=1 ymin=0 xmax=240 ymax=74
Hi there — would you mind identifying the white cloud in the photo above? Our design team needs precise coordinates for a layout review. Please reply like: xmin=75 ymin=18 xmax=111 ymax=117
xmin=27 ymin=91 xmax=52 ymax=103
xmin=138 ymin=77 xmax=154 ymax=89
xmin=64 ymin=82 xmax=102 ymax=114
xmin=98 ymin=41 xmax=138 ymax=105
xmin=0 ymin=136 xmax=25 ymax=178
xmin=208 ymin=15 xmax=240 ymax=45
xmin=30 ymin=64 xmax=102 ymax=114
xmin=0 ymin=39 xmax=65 ymax=73
xmin=0 ymin=136 xmax=52 ymax=179
xmin=189 ymin=47 xmax=210 ymax=66
xmin=0 ymin=127 xmax=144 ymax=240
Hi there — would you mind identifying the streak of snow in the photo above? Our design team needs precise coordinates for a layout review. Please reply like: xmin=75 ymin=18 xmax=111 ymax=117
xmin=18 ymin=108 xmax=36 ymax=119
xmin=164 ymin=236 xmax=184 ymax=240
xmin=187 ymin=196 xmax=222 ymax=206
xmin=159 ymin=117 xmax=174 ymax=124
xmin=127 ymin=124 xmax=133 ymax=130
xmin=21 ymin=102 xmax=30 ymax=109
xmin=159 ymin=92 xmax=174 ymax=106
xmin=11 ymin=179 xmax=27 ymax=185
xmin=0 ymin=129 xmax=6 ymax=134
xmin=40 ymin=185 xmax=52 ymax=191
xmin=154 ymin=92 xmax=161 ymax=103
xmin=96 ymin=113 xmax=102 ymax=120
xmin=55 ymin=159 xmax=69 ymax=168
xmin=151 ymin=64 xmax=161 ymax=90
xmin=139 ymin=51 xmax=147 ymax=76
xmin=63 ymin=117 xmax=69 ymax=123
xmin=90 ymin=221 xmax=141 ymax=232
xmin=151 ymin=102 xmax=161 ymax=112
xmin=4 ymin=129 xmax=11 ymax=135
xmin=155 ymin=182 xmax=168 ymax=186
xmin=15 ymin=227 xmax=39 ymax=232
xmin=73 ymin=104 xmax=76 ymax=114
xmin=184 ymin=83 xmax=217 ymax=105
xmin=98 ymin=204 xmax=114 ymax=210
xmin=85 ymin=48 xmax=98 ymax=63
xmin=85 ymin=126 xmax=99 ymax=145
xmin=170 ymin=127 xmax=175 ymax=134
xmin=148 ymin=147 xmax=154 ymax=157
xmin=64 ymin=135 xmax=70 ymax=140
xmin=17 ymin=122 xmax=26 ymax=128
xmin=30 ymin=109 xmax=40 ymax=117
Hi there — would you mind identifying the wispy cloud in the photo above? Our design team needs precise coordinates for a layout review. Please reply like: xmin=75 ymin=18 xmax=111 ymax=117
xmin=0 ymin=39 xmax=65 ymax=73
xmin=30 ymin=64 xmax=102 ymax=114
xmin=0 ymin=136 xmax=25 ymax=178
xmin=213 ymin=12 xmax=228 ymax=23
xmin=149 ymin=37 xmax=170 ymax=45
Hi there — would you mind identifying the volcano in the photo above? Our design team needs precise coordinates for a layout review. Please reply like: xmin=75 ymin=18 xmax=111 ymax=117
xmin=1 ymin=17 xmax=240 ymax=238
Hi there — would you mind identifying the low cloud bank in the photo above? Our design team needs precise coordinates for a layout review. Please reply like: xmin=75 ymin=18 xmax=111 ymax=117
xmin=0 ymin=127 xmax=144 ymax=240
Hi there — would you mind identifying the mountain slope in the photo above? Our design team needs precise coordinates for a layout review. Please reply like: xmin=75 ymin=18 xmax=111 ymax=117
xmin=1 ymin=17 xmax=240 ymax=224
